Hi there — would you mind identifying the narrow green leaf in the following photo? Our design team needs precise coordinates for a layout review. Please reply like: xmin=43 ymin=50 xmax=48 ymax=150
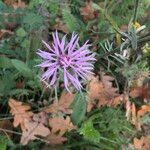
xmin=71 ymin=92 xmax=86 ymax=125
xmin=11 ymin=59 xmax=33 ymax=78
xmin=92 ymin=2 xmax=104 ymax=11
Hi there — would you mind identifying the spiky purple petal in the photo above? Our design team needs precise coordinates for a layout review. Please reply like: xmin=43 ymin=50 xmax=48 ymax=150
xmin=37 ymin=31 xmax=96 ymax=91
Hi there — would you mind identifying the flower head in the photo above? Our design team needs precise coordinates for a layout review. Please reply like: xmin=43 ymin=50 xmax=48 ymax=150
xmin=37 ymin=31 xmax=96 ymax=91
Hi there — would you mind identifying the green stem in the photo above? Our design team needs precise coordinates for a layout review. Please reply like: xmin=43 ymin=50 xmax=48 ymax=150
xmin=54 ymin=86 xmax=58 ymax=103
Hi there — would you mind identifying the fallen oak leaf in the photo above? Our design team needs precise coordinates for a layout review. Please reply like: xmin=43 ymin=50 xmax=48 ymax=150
xmin=4 ymin=0 xmax=26 ymax=9
xmin=45 ymin=92 xmax=75 ymax=115
xmin=0 ymin=29 xmax=14 ymax=39
xmin=8 ymin=99 xmax=33 ymax=131
xmin=12 ymin=0 xmax=26 ymax=9
xmin=20 ymin=119 xmax=50 ymax=145
xmin=80 ymin=1 xmax=98 ymax=22
xmin=131 ymin=103 xmax=137 ymax=126
xmin=137 ymin=105 xmax=150 ymax=117
xmin=142 ymin=136 xmax=150 ymax=150
xmin=130 ymin=86 xmax=150 ymax=101
xmin=46 ymin=133 xmax=67 ymax=145
xmin=100 ymin=72 xmax=119 ymax=99
xmin=54 ymin=18 xmax=69 ymax=34
xmin=49 ymin=116 xmax=76 ymax=136
xmin=107 ymin=95 xmax=124 ymax=107
xmin=87 ymin=74 xmax=119 ymax=111
xmin=33 ymin=111 xmax=48 ymax=126
xmin=133 ymin=136 xmax=150 ymax=150
xmin=87 ymin=75 xmax=103 ymax=100
xmin=133 ymin=137 xmax=144 ymax=149
xmin=125 ymin=101 xmax=141 ymax=130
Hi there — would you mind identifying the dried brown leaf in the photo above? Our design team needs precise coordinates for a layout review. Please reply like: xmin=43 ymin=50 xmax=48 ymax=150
xmin=87 ymin=74 xmax=119 ymax=111
xmin=130 ymin=86 xmax=150 ymax=101
xmin=107 ymin=95 xmax=123 ymax=107
xmin=125 ymin=100 xmax=131 ymax=121
xmin=137 ymin=105 xmax=150 ymax=117
xmin=4 ymin=0 xmax=26 ymax=9
xmin=46 ymin=133 xmax=67 ymax=145
xmin=49 ymin=116 xmax=76 ymax=136
xmin=54 ymin=18 xmax=69 ymax=34
xmin=8 ymin=99 xmax=33 ymax=131
xmin=133 ymin=137 xmax=144 ymax=149
xmin=125 ymin=101 xmax=141 ymax=130
xmin=0 ymin=29 xmax=14 ymax=39
xmin=133 ymin=136 xmax=150 ymax=150
xmin=20 ymin=119 xmax=50 ymax=145
xmin=80 ymin=1 xmax=97 ymax=22
xmin=33 ymin=111 xmax=48 ymax=125
xmin=131 ymin=103 xmax=137 ymax=125
xmin=45 ymin=92 xmax=75 ymax=114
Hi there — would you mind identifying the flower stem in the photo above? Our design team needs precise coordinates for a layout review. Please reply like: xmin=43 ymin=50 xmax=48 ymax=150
xmin=54 ymin=86 xmax=58 ymax=103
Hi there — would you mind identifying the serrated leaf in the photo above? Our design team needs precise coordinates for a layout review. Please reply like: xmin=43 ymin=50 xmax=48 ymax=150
xmin=16 ymin=28 xmax=26 ymax=37
xmin=80 ymin=121 xmax=100 ymax=143
xmin=71 ymin=92 xmax=86 ymax=125
xmin=21 ymin=39 xmax=30 ymax=48
xmin=9 ymin=89 xmax=30 ymax=96
xmin=11 ymin=59 xmax=33 ymax=78
xmin=21 ymin=119 xmax=50 ymax=145
xmin=49 ymin=116 xmax=76 ymax=136
xmin=62 ymin=9 xmax=79 ymax=32
xmin=23 ymin=13 xmax=43 ymax=30
xmin=8 ymin=99 xmax=33 ymax=131
xmin=0 ymin=73 xmax=15 ymax=96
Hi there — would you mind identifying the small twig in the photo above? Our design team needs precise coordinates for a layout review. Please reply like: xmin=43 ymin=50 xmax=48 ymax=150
xmin=0 ymin=128 xmax=22 ymax=136
xmin=54 ymin=86 xmax=58 ymax=103
xmin=0 ymin=117 xmax=13 ymax=120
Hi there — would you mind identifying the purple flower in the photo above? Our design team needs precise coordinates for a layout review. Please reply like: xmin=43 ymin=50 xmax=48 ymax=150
xmin=37 ymin=31 xmax=96 ymax=92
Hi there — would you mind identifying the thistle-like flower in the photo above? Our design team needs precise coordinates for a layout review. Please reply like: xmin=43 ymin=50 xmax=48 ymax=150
xmin=37 ymin=31 xmax=96 ymax=91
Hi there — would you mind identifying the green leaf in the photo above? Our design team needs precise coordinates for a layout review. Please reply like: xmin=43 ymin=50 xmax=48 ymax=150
xmin=29 ymin=0 xmax=43 ymax=8
xmin=0 ymin=72 xmax=15 ymax=96
xmin=92 ymin=2 xmax=104 ymax=11
xmin=140 ymin=114 xmax=150 ymax=125
xmin=80 ymin=121 xmax=100 ymax=143
xmin=9 ymin=89 xmax=30 ymax=96
xmin=0 ymin=56 xmax=12 ymax=68
xmin=71 ymin=92 xmax=86 ymax=125
xmin=11 ymin=59 xmax=33 ymax=78
xmin=0 ymin=135 xmax=7 ymax=150
xmin=62 ymin=9 xmax=79 ymax=32
xmin=16 ymin=28 xmax=26 ymax=37
xmin=23 ymin=12 xmax=43 ymax=30
xmin=21 ymin=39 xmax=30 ymax=48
